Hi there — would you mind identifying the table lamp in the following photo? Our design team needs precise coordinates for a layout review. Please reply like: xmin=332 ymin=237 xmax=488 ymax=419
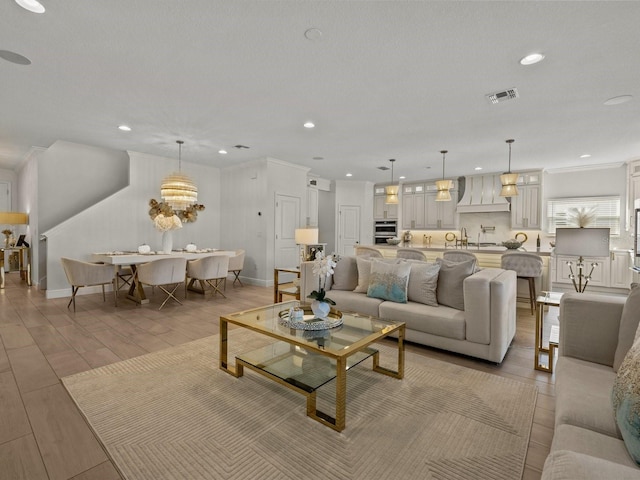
xmin=0 ymin=212 xmax=29 ymax=248
xmin=295 ymin=227 xmax=319 ymax=264
xmin=554 ymin=227 xmax=610 ymax=292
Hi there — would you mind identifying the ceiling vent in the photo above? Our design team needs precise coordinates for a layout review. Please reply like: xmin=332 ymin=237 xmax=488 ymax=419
xmin=486 ymin=88 xmax=519 ymax=104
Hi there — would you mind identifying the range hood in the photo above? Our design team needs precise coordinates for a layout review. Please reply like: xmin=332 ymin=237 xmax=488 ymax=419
xmin=456 ymin=173 xmax=511 ymax=213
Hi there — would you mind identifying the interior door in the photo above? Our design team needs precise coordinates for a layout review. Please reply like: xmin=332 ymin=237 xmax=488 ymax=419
xmin=274 ymin=193 xmax=301 ymax=279
xmin=338 ymin=205 xmax=360 ymax=256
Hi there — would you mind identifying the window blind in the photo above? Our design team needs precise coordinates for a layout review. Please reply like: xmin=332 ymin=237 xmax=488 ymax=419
xmin=546 ymin=196 xmax=620 ymax=234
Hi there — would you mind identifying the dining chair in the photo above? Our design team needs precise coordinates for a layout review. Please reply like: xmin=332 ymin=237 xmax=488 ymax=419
xmin=136 ymin=257 xmax=187 ymax=309
xmin=186 ymin=255 xmax=229 ymax=299
xmin=61 ymin=257 xmax=117 ymax=312
xmin=227 ymin=249 xmax=245 ymax=288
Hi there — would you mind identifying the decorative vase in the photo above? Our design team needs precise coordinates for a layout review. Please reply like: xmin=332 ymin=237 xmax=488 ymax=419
xmin=311 ymin=300 xmax=331 ymax=319
xmin=161 ymin=231 xmax=173 ymax=253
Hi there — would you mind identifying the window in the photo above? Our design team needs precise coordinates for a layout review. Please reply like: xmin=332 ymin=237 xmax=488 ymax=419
xmin=546 ymin=196 xmax=621 ymax=235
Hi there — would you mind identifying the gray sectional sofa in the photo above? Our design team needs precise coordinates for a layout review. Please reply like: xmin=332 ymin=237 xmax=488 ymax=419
xmin=299 ymin=255 xmax=517 ymax=364
xmin=542 ymin=292 xmax=640 ymax=479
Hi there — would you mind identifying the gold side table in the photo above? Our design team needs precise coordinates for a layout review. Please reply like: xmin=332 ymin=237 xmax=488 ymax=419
xmin=535 ymin=291 xmax=563 ymax=372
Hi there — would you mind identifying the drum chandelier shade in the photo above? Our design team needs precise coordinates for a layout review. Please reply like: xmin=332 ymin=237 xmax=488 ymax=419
xmin=161 ymin=140 xmax=198 ymax=211
xmin=500 ymin=139 xmax=519 ymax=197
xmin=385 ymin=158 xmax=399 ymax=204
xmin=435 ymin=150 xmax=451 ymax=202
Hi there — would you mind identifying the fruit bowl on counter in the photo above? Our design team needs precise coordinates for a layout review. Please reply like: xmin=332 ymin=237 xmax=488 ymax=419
xmin=386 ymin=237 xmax=401 ymax=245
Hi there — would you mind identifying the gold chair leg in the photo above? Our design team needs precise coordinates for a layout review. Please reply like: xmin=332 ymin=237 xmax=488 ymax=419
xmin=158 ymin=283 xmax=182 ymax=310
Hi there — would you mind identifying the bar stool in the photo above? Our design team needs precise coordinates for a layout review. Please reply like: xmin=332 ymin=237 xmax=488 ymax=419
xmin=501 ymin=252 xmax=543 ymax=315
xmin=442 ymin=250 xmax=478 ymax=264
xmin=396 ymin=248 xmax=427 ymax=261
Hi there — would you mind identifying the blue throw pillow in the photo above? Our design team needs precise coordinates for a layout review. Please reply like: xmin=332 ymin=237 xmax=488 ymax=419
xmin=367 ymin=261 xmax=411 ymax=303
xmin=612 ymin=336 xmax=640 ymax=464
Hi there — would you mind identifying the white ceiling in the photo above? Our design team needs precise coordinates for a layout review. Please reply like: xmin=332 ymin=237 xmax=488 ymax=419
xmin=2 ymin=1 xmax=639 ymax=184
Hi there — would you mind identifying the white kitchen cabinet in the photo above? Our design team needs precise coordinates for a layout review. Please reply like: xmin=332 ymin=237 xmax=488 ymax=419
xmin=401 ymin=184 xmax=425 ymax=229
xmin=610 ymin=250 xmax=633 ymax=289
xmin=425 ymin=187 xmax=458 ymax=229
xmin=628 ymin=161 xmax=640 ymax=232
xmin=511 ymin=171 xmax=542 ymax=229
xmin=306 ymin=186 xmax=318 ymax=227
xmin=374 ymin=188 xmax=398 ymax=219
xmin=554 ymin=255 xmax=610 ymax=288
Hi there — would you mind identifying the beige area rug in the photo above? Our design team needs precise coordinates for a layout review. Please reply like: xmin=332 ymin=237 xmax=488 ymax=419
xmin=62 ymin=330 xmax=537 ymax=480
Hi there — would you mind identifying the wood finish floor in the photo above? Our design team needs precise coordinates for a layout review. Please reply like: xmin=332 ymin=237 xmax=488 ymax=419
xmin=0 ymin=273 xmax=555 ymax=480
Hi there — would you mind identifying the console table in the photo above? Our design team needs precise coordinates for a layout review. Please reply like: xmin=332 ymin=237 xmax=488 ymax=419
xmin=535 ymin=291 xmax=563 ymax=373
xmin=274 ymin=266 xmax=300 ymax=303
xmin=0 ymin=246 xmax=31 ymax=288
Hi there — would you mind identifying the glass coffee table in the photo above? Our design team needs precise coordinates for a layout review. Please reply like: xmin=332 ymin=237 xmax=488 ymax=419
xmin=219 ymin=301 xmax=405 ymax=432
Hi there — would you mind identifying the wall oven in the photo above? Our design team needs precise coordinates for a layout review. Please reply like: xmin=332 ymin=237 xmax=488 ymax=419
xmin=374 ymin=220 xmax=398 ymax=244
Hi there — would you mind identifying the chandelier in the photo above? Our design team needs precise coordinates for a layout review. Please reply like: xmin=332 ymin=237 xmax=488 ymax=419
xmin=500 ymin=139 xmax=519 ymax=197
xmin=385 ymin=159 xmax=399 ymax=204
xmin=435 ymin=150 xmax=452 ymax=201
xmin=161 ymin=140 xmax=198 ymax=211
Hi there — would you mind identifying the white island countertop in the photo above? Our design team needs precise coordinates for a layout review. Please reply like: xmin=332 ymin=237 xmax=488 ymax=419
xmin=368 ymin=243 xmax=554 ymax=256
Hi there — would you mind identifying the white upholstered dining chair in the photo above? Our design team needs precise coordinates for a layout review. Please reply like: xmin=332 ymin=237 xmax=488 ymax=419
xmin=136 ymin=257 xmax=187 ymax=309
xmin=227 ymin=249 xmax=245 ymax=288
xmin=186 ymin=255 xmax=229 ymax=299
xmin=61 ymin=257 xmax=117 ymax=312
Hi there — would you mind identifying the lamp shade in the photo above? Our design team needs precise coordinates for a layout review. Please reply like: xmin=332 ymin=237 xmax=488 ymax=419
xmin=0 ymin=212 xmax=28 ymax=224
xmin=295 ymin=227 xmax=319 ymax=245
xmin=385 ymin=185 xmax=399 ymax=204
xmin=435 ymin=179 xmax=452 ymax=202
xmin=554 ymin=227 xmax=610 ymax=257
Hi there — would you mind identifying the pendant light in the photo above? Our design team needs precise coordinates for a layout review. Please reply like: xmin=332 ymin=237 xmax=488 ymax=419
xmin=500 ymin=139 xmax=519 ymax=197
xmin=385 ymin=158 xmax=399 ymax=204
xmin=161 ymin=140 xmax=198 ymax=211
xmin=435 ymin=150 xmax=451 ymax=202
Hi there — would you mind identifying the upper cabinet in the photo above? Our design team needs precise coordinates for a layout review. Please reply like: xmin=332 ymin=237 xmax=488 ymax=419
xmin=306 ymin=186 xmax=319 ymax=227
xmin=510 ymin=171 xmax=542 ymax=230
xmin=373 ymin=185 xmax=398 ymax=219
xmin=424 ymin=181 xmax=458 ymax=229
xmin=628 ymin=160 xmax=640 ymax=232
xmin=401 ymin=184 xmax=425 ymax=229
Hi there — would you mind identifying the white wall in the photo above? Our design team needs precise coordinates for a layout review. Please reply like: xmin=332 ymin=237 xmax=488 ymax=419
xmin=43 ymin=151 xmax=221 ymax=297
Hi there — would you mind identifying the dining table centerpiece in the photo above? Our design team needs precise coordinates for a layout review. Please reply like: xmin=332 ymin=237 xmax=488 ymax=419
xmin=149 ymin=200 xmax=182 ymax=253
xmin=307 ymin=251 xmax=337 ymax=319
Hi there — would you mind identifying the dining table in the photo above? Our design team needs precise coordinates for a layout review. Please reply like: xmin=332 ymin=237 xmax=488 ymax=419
xmin=92 ymin=250 xmax=236 ymax=304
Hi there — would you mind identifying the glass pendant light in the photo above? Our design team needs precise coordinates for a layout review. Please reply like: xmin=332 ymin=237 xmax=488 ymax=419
xmin=385 ymin=158 xmax=399 ymax=204
xmin=435 ymin=150 xmax=451 ymax=202
xmin=500 ymin=139 xmax=519 ymax=197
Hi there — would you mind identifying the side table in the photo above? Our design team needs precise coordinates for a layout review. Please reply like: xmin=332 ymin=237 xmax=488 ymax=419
xmin=535 ymin=291 xmax=563 ymax=373
xmin=274 ymin=267 xmax=300 ymax=303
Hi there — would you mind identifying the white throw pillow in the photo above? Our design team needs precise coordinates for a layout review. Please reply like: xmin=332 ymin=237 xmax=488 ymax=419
xmin=407 ymin=262 xmax=441 ymax=307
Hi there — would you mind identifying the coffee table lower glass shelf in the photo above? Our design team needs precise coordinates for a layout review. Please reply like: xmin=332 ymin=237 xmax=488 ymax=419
xmin=237 ymin=341 xmax=377 ymax=393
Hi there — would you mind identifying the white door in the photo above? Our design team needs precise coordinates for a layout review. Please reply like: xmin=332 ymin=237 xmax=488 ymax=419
xmin=338 ymin=205 xmax=360 ymax=256
xmin=275 ymin=193 xmax=301 ymax=276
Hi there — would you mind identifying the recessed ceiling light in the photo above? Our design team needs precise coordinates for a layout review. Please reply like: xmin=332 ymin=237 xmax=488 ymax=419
xmin=604 ymin=95 xmax=633 ymax=106
xmin=218 ymin=149 xmax=227 ymax=154
xmin=520 ymin=53 xmax=545 ymax=65
xmin=304 ymin=122 xmax=315 ymax=129
xmin=0 ymin=50 xmax=31 ymax=65
xmin=474 ymin=166 xmax=483 ymax=171
xmin=118 ymin=125 xmax=131 ymax=131
xmin=15 ymin=0 xmax=45 ymax=13
xmin=345 ymin=173 xmax=352 ymax=177
xmin=399 ymin=176 xmax=406 ymax=180
xmin=580 ymin=154 xmax=591 ymax=158
xmin=304 ymin=28 xmax=323 ymax=41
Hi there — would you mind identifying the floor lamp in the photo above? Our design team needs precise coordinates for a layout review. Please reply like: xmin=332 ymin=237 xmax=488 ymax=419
xmin=554 ymin=227 xmax=610 ymax=292
xmin=294 ymin=227 xmax=319 ymax=266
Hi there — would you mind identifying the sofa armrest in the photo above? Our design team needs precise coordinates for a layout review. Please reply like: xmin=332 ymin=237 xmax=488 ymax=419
xmin=299 ymin=261 xmax=333 ymax=303
xmin=463 ymin=268 xmax=517 ymax=361
xmin=559 ymin=292 xmax=625 ymax=366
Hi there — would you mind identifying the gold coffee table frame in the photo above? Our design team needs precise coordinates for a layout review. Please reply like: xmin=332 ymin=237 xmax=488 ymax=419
xmin=220 ymin=301 xmax=405 ymax=432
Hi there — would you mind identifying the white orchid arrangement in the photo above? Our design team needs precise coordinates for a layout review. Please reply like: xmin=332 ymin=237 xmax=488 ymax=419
xmin=307 ymin=251 xmax=337 ymax=305
xmin=153 ymin=213 xmax=183 ymax=232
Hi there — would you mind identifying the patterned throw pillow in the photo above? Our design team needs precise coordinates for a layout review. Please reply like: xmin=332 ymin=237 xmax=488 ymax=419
xmin=367 ymin=261 xmax=411 ymax=303
xmin=612 ymin=333 xmax=640 ymax=464
xmin=407 ymin=262 xmax=441 ymax=306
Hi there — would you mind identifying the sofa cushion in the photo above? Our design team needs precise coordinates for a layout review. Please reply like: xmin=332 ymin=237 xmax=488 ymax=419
xmin=435 ymin=258 xmax=476 ymax=310
xmin=542 ymin=450 xmax=640 ymax=480
xmin=407 ymin=262 xmax=440 ymax=307
xmin=353 ymin=257 xmax=374 ymax=293
xmin=367 ymin=261 xmax=411 ymax=303
xmin=614 ymin=283 xmax=640 ymax=372
xmin=555 ymin=356 xmax=620 ymax=438
xmin=612 ymin=333 xmax=640 ymax=464
xmin=327 ymin=290 xmax=383 ymax=318
xmin=380 ymin=301 xmax=465 ymax=340
xmin=551 ymin=424 xmax=639 ymax=470
xmin=331 ymin=256 xmax=358 ymax=291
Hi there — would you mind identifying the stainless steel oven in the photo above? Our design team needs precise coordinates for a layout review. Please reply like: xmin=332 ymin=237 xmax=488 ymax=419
xmin=374 ymin=220 xmax=398 ymax=244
